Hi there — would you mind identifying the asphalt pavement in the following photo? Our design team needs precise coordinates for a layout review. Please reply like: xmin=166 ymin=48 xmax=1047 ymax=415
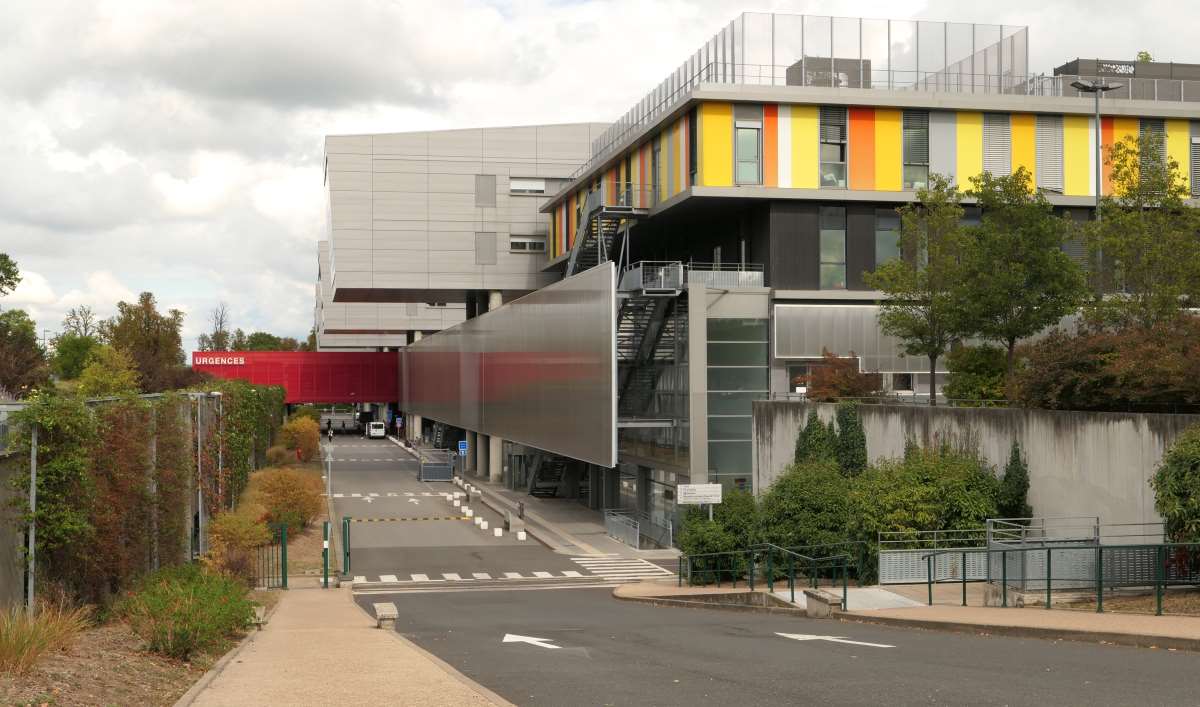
xmin=355 ymin=587 xmax=1198 ymax=707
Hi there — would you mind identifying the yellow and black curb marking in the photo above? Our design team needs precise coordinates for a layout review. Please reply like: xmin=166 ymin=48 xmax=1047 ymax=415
xmin=350 ymin=516 xmax=470 ymax=523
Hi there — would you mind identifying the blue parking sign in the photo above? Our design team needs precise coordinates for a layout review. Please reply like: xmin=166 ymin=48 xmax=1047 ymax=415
xmin=458 ymin=440 xmax=468 ymax=455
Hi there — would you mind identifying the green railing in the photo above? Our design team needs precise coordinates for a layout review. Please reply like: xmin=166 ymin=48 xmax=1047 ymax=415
xmin=922 ymin=542 xmax=1200 ymax=615
xmin=678 ymin=543 xmax=853 ymax=609
xmin=785 ymin=541 xmax=872 ymax=585
xmin=254 ymin=524 xmax=288 ymax=590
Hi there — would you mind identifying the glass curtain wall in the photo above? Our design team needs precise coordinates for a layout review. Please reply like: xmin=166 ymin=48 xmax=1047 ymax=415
xmin=707 ymin=318 xmax=769 ymax=491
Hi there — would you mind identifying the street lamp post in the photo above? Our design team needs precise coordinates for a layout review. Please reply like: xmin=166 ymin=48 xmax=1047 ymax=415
xmin=1071 ymin=79 xmax=1123 ymax=221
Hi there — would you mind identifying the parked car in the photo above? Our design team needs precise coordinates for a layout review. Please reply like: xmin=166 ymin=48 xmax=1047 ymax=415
xmin=366 ymin=421 xmax=387 ymax=439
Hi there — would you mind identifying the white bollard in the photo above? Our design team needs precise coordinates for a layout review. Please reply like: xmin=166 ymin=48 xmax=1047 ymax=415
xmin=474 ymin=517 xmax=482 ymax=526
xmin=517 ymin=530 xmax=527 ymax=541
xmin=465 ymin=508 xmax=474 ymax=518
xmin=493 ymin=528 xmax=503 ymax=537
xmin=452 ymin=499 xmax=460 ymax=508
xmin=480 ymin=520 xmax=489 ymax=531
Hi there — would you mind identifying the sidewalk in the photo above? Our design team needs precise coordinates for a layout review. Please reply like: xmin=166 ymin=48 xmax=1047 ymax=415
xmin=179 ymin=585 xmax=509 ymax=707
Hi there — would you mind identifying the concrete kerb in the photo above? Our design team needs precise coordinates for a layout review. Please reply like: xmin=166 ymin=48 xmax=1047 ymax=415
xmin=611 ymin=584 xmax=810 ymax=618
xmin=839 ymin=613 xmax=1200 ymax=653
xmin=173 ymin=594 xmax=288 ymax=707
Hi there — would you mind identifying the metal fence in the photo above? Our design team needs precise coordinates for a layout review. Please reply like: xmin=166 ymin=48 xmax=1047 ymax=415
xmin=878 ymin=528 xmax=988 ymax=584
xmin=417 ymin=449 xmax=453 ymax=482
xmin=605 ymin=509 xmax=640 ymax=548
xmin=254 ymin=524 xmax=288 ymax=590
xmin=685 ymin=263 xmax=765 ymax=289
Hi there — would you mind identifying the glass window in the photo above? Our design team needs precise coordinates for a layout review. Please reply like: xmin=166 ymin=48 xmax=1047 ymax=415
xmin=819 ymin=106 xmax=847 ymax=188
xmin=707 ymin=367 xmax=768 ymax=392
xmin=707 ymin=318 xmax=768 ymax=342
xmin=707 ymin=392 xmax=764 ymax=415
xmin=735 ymin=126 xmax=761 ymax=184
xmin=708 ymin=416 xmax=752 ymax=440
xmin=510 ymin=236 xmax=546 ymax=253
xmin=874 ymin=209 xmax=901 ymax=267
xmin=819 ymin=206 xmax=846 ymax=289
xmin=706 ymin=342 xmax=769 ymax=366
xmin=902 ymin=110 xmax=929 ymax=190
xmin=708 ymin=440 xmax=753 ymax=475
xmin=509 ymin=178 xmax=546 ymax=194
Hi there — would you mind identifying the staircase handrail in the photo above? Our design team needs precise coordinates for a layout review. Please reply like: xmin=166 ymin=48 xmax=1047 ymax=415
xmin=564 ymin=190 xmax=603 ymax=276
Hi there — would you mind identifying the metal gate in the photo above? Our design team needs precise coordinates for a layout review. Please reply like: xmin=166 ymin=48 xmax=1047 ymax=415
xmin=254 ymin=524 xmax=288 ymax=589
xmin=418 ymin=449 xmax=453 ymax=481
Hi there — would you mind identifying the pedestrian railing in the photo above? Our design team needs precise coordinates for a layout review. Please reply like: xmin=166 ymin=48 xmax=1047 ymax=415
xmin=921 ymin=542 xmax=1200 ymax=615
xmin=678 ymin=543 xmax=854 ymax=609
xmin=605 ymin=509 xmax=640 ymax=548
xmin=254 ymin=523 xmax=288 ymax=590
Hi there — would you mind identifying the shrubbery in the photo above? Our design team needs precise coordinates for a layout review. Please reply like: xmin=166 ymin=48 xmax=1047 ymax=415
xmin=265 ymin=445 xmax=291 ymax=466
xmin=289 ymin=405 xmax=321 ymax=425
xmin=207 ymin=511 xmax=271 ymax=585
xmin=793 ymin=404 xmax=868 ymax=476
xmin=944 ymin=345 xmax=1007 ymax=404
xmin=253 ymin=468 xmax=323 ymax=531
xmin=279 ymin=416 xmax=319 ymax=462
xmin=801 ymin=350 xmax=884 ymax=401
xmin=1151 ymin=424 xmax=1200 ymax=542
xmin=758 ymin=459 xmax=850 ymax=549
xmin=119 ymin=564 xmax=253 ymax=660
xmin=0 ymin=601 xmax=91 ymax=675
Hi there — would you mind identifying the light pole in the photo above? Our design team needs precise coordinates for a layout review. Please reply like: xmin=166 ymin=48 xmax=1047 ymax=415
xmin=1071 ymin=79 xmax=1123 ymax=221
xmin=211 ymin=391 xmax=224 ymax=509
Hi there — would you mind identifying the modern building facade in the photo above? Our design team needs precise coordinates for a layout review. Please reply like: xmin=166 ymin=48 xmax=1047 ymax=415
xmin=325 ymin=12 xmax=1200 ymax=549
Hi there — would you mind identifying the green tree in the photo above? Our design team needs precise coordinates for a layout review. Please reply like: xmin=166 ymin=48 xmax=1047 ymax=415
xmin=864 ymin=174 xmax=969 ymax=405
xmin=794 ymin=410 xmax=836 ymax=465
xmin=959 ymin=168 xmax=1087 ymax=380
xmin=1151 ymin=425 xmax=1200 ymax=542
xmin=0 ymin=309 xmax=49 ymax=398
xmin=61 ymin=305 xmax=99 ymax=337
xmin=301 ymin=328 xmax=317 ymax=351
xmin=998 ymin=441 xmax=1033 ymax=519
xmin=944 ymin=345 xmax=1007 ymax=404
xmin=230 ymin=328 xmax=248 ymax=351
xmin=1085 ymin=133 xmax=1200 ymax=329
xmin=759 ymin=459 xmax=850 ymax=548
xmin=102 ymin=292 xmax=186 ymax=393
xmin=52 ymin=332 xmax=100 ymax=380
xmin=0 ymin=253 xmax=19 ymax=296
xmin=78 ymin=345 xmax=142 ymax=398
xmin=834 ymin=402 xmax=868 ymax=476
xmin=1137 ymin=50 xmax=1153 ymax=62
xmin=245 ymin=331 xmax=283 ymax=351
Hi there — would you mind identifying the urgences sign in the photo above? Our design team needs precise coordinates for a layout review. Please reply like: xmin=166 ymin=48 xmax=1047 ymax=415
xmin=193 ymin=355 xmax=246 ymax=365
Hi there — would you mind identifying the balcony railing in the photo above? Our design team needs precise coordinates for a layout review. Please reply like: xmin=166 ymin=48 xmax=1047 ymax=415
xmin=686 ymin=262 xmax=765 ymax=289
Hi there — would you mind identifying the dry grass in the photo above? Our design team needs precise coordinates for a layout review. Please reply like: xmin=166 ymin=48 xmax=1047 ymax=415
xmin=0 ymin=602 xmax=92 ymax=676
xmin=1061 ymin=588 xmax=1200 ymax=615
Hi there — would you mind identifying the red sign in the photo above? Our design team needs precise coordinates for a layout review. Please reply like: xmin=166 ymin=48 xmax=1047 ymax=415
xmin=192 ymin=351 xmax=398 ymax=404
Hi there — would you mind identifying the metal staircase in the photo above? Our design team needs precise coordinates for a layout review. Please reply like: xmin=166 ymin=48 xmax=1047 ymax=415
xmin=529 ymin=458 xmax=568 ymax=498
xmin=615 ymin=285 xmax=688 ymax=419
xmin=564 ymin=190 xmax=647 ymax=278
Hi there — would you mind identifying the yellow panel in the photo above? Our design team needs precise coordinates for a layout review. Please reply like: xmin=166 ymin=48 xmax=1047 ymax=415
xmin=1114 ymin=117 xmax=1139 ymax=149
xmin=658 ymin=135 xmax=667 ymax=201
xmin=956 ymin=112 xmax=983 ymax=188
xmin=790 ymin=105 xmax=819 ymax=189
xmin=1063 ymin=115 xmax=1092 ymax=196
xmin=1166 ymin=118 xmax=1190 ymax=194
xmin=698 ymin=102 xmax=733 ymax=187
xmin=874 ymin=109 xmax=902 ymax=191
xmin=670 ymin=120 xmax=682 ymax=196
xmin=1011 ymin=113 xmax=1037 ymax=188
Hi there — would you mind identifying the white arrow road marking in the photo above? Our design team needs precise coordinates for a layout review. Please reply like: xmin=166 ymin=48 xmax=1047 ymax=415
xmin=776 ymin=632 xmax=895 ymax=649
xmin=502 ymin=634 xmax=560 ymax=650
xmin=408 ymin=498 xmax=421 ymax=505
xmin=363 ymin=497 xmax=374 ymax=503
xmin=404 ymin=492 xmax=415 ymax=497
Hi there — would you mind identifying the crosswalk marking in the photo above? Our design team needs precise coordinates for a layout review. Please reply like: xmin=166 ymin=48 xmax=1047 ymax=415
xmin=411 ymin=573 xmax=431 ymax=582
xmin=380 ymin=574 xmax=398 ymax=582
xmin=368 ymin=493 xmax=379 ymax=497
xmin=561 ymin=570 xmax=583 ymax=578
xmin=570 ymin=556 xmax=674 ymax=580
xmin=354 ymin=575 xmax=366 ymax=583
xmin=351 ymin=493 xmax=361 ymax=497
xmin=532 ymin=571 xmax=553 ymax=579
xmin=472 ymin=572 xmax=492 ymax=580
xmin=404 ymin=492 xmax=415 ymax=497
xmin=504 ymin=572 xmax=524 ymax=579
xmin=352 ymin=569 xmax=627 ymax=586
xmin=442 ymin=573 xmax=463 ymax=581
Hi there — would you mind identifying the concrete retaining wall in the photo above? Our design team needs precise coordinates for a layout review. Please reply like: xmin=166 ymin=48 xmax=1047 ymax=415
xmin=753 ymin=402 xmax=1200 ymax=525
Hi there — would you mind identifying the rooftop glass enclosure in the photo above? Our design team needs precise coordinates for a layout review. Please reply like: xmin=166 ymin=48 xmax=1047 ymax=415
xmin=582 ymin=14 xmax=1029 ymax=175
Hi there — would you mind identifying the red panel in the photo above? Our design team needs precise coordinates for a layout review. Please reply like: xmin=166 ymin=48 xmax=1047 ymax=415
xmin=191 ymin=351 xmax=399 ymax=404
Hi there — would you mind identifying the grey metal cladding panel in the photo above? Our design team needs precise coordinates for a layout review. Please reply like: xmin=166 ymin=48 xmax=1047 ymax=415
xmin=773 ymin=304 xmax=948 ymax=373
xmin=983 ymin=113 xmax=1011 ymax=176
xmin=475 ymin=174 xmax=497 ymax=207
xmin=475 ymin=232 xmax=497 ymax=265
xmin=402 ymin=263 xmax=616 ymax=467
xmin=929 ymin=111 xmax=956 ymax=183
xmin=1036 ymin=115 xmax=1064 ymax=192
xmin=845 ymin=206 xmax=875 ymax=290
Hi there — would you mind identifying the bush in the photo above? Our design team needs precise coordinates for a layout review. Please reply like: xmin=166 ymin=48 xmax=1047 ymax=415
xmin=794 ymin=410 xmax=836 ymax=465
xmin=207 ymin=511 xmax=270 ymax=585
xmin=289 ymin=405 xmax=321 ymax=425
xmin=265 ymin=445 xmax=291 ymax=466
xmin=255 ymin=468 xmax=323 ymax=531
xmin=119 ymin=564 xmax=253 ymax=660
xmin=279 ymin=416 xmax=320 ymax=461
xmin=1151 ymin=425 xmax=1200 ymax=542
xmin=0 ymin=601 xmax=91 ymax=675
xmin=759 ymin=459 xmax=850 ymax=549
xmin=834 ymin=402 xmax=867 ymax=476
xmin=944 ymin=345 xmax=1007 ymax=405
xmin=677 ymin=489 xmax=759 ymax=582
xmin=801 ymin=349 xmax=884 ymax=401
xmin=998 ymin=442 xmax=1033 ymax=519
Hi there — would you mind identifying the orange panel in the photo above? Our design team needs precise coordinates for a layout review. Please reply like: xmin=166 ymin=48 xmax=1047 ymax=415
xmin=1101 ymin=117 xmax=1114 ymax=195
xmin=849 ymin=107 xmax=875 ymax=190
xmin=763 ymin=104 xmax=778 ymax=187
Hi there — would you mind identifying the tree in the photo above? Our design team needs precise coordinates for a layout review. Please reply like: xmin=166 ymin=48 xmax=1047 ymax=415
xmin=834 ymin=402 xmax=868 ymax=477
xmin=230 ymin=328 xmax=248 ymax=351
xmin=77 ymin=345 xmax=141 ymax=397
xmin=1085 ymin=133 xmax=1200 ymax=329
xmin=244 ymin=331 xmax=282 ymax=351
xmin=1151 ymin=425 xmax=1200 ymax=542
xmin=300 ymin=328 xmax=317 ymax=351
xmin=794 ymin=410 xmax=836 ymax=465
xmin=802 ymin=350 xmax=884 ymax=401
xmin=0 ymin=253 xmax=19 ymax=296
xmin=864 ymin=174 xmax=969 ymax=405
xmin=61 ymin=305 xmax=99 ymax=337
xmin=52 ymin=332 xmax=100 ymax=380
xmin=0 ymin=309 xmax=49 ymax=398
xmin=959 ymin=168 xmax=1087 ymax=380
xmin=197 ymin=302 xmax=232 ymax=351
xmin=1137 ymin=50 xmax=1153 ymax=62
xmin=998 ymin=442 xmax=1033 ymax=519
xmin=944 ymin=345 xmax=1007 ymax=405
xmin=101 ymin=292 xmax=186 ymax=393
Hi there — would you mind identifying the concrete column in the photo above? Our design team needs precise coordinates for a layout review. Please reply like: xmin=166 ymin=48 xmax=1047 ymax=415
xmin=477 ymin=432 xmax=489 ymax=479
xmin=410 ymin=331 xmax=423 ymax=443
xmin=486 ymin=291 xmax=504 ymax=483
xmin=466 ymin=431 xmax=478 ymax=474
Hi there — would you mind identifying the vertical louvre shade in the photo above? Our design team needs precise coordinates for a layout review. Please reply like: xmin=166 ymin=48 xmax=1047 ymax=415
xmin=820 ymin=107 xmax=847 ymax=142
xmin=1192 ymin=135 xmax=1200 ymax=198
xmin=1036 ymin=115 xmax=1064 ymax=193
xmin=902 ymin=111 xmax=929 ymax=164
xmin=1140 ymin=118 xmax=1166 ymax=175
xmin=983 ymin=113 xmax=1012 ymax=176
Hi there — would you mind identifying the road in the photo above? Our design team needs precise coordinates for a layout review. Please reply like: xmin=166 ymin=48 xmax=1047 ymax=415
xmin=356 ymin=587 xmax=1197 ymax=706
xmin=326 ymin=438 xmax=668 ymax=588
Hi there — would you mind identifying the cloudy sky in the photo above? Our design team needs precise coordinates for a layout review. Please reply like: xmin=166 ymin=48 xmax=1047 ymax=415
xmin=1 ymin=0 xmax=1195 ymax=349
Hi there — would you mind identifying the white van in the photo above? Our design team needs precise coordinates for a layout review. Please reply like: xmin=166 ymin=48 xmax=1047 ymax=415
xmin=366 ymin=421 xmax=387 ymax=439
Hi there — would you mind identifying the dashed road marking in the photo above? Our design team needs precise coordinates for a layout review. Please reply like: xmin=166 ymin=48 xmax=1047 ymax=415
xmin=380 ymin=574 xmax=398 ymax=583
xmin=504 ymin=572 xmax=524 ymax=579
xmin=411 ymin=573 xmax=431 ymax=582
xmin=472 ymin=572 xmax=492 ymax=580
xmin=442 ymin=573 xmax=464 ymax=581
xmin=532 ymin=571 xmax=553 ymax=579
